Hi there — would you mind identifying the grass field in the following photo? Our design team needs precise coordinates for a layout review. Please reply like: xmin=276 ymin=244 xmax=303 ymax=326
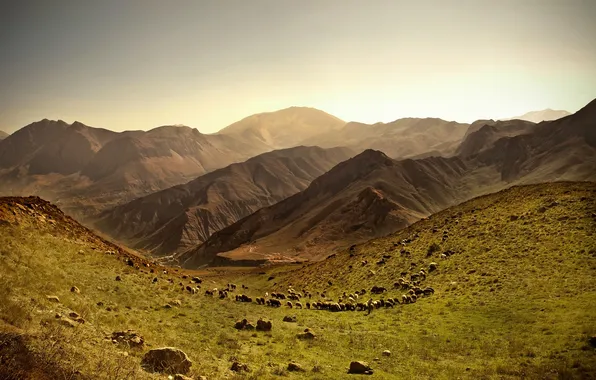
xmin=1 ymin=182 xmax=595 ymax=379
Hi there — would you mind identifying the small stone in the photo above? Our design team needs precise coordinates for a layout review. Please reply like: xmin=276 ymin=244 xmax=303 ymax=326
xmin=56 ymin=317 xmax=77 ymax=328
xmin=287 ymin=362 xmax=305 ymax=372
xmin=174 ymin=374 xmax=193 ymax=380
xmin=115 ymin=276 xmax=122 ymax=281
xmin=231 ymin=361 xmax=249 ymax=372
xmin=297 ymin=331 xmax=316 ymax=340
xmin=70 ymin=286 xmax=80 ymax=294
xmin=69 ymin=311 xmax=80 ymax=319
xmin=382 ymin=350 xmax=391 ymax=357
xmin=46 ymin=295 xmax=60 ymax=303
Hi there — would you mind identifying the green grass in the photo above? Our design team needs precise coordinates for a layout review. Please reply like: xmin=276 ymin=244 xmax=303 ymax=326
xmin=1 ymin=182 xmax=596 ymax=379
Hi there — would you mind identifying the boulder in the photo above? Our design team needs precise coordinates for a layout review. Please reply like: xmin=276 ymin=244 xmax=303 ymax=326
xmin=141 ymin=347 xmax=192 ymax=374
xmin=256 ymin=319 xmax=272 ymax=331
xmin=348 ymin=361 xmax=373 ymax=375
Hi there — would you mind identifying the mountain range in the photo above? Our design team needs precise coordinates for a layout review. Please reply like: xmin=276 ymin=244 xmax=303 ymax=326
xmin=174 ymin=99 xmax=596 ymax=267
xmin=1 ymin=101 xmax=592 ymax=268
xmin=94 ymin=146 xmax=354 ymax=256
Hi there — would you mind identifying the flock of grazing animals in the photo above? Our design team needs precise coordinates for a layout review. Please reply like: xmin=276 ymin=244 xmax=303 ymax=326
xmin=185 ymin=261 xmax=440 ymax=314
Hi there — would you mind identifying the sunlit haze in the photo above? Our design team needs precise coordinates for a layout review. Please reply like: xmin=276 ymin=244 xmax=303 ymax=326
xmin=2 ymin=0 xmax=595 ymax=133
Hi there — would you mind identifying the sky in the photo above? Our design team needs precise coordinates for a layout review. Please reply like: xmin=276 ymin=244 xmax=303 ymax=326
xmin=1 ymin=0 xmax=595 ymax=134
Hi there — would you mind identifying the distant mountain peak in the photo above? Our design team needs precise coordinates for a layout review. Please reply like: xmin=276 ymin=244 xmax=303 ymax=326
xmin=502 ymin=109 xmax=571 ymax=123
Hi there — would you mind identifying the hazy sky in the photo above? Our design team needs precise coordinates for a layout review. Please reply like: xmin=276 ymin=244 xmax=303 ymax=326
xmin=1 ymin=0 xmax=595 ymax=133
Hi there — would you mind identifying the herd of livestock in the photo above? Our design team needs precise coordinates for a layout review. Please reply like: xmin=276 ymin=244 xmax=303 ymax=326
xmin=184 ymin=261 xmax=439 ymax=313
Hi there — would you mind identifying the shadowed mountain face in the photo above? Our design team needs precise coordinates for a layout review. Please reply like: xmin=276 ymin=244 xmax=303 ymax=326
xmin=0 ymin=130 xmax=8 ymax=140
xmin=299 ymin=118 xmax=470 ymax=159
xmin=176 ymin=150 xmax=474 ymax=267
xmin=217 ymin=107 xmax=346 ymax=149
xmin=502 ymin=109 xmax=571 ymax=123
xmin=0 ymin=121 xmax=273 ymax=218
xmin=456 ymin=120 xmax=537 ymax=157
xmin=94 ymin=146 xmax=355 ymax=256
xmin=176 ymin=98 xmax=596 ymax=268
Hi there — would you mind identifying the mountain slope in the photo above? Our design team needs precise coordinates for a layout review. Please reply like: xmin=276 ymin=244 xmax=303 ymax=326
xmin=0 ymin=130 xmax=8 ymax=140
xmin=456 ymin=120 xmax=537 ymax=157
xmin=176 ymin=150 xmax=475 ymax=267
xmin=94 ymin=146 xmax=355 ymax=255
xmin=300 ymin=117 xmax=470 ymax=159
xmin=502 ymin=108 xmax=571 ymax=123
xmin=217 ymin=107 xmax=345 ymax=149
xmin=476 ymin=99 xmax=596 ymax=182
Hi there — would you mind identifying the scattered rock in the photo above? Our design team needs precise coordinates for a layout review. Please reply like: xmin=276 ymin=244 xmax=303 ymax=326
xmin=77 ymin=250 xmax=84 ymax=255
xmin=256 ymin=319 xmax=272 ymax=331
xmin=68 ymin=312 xmax=80 ymax=319
xmin=174 ymin=374 xmax=193 ymax=380
xmin=70 ymin=286 xmax=80 ymax=294
xmin=115 ymin=276 xmax=122 ymax=281
xmin=112 ymin=330 xmax=145 ymax=349
xmin=141 ymin=347 xmax=192 ymax=374
xmin=164 ymin=304 xmax=172 ymax=309
xmin=348 ymin=361 xmax=373 ymax=375
xmin=589 ymin=335 xmax=596 ymax=348
xmin=283 ymin=315 xmax=297 ymax=323
xmin=297 ymin=329 xmax=316 ymax=340
xmin=56 ymin=317 xmax=77 ymax=328
xmin=245 ymin=322 xmax=255 ymax=330
xmin=171 ymin=300 xmax=182 ymax=307
xmin=96 ymin=301 xmax=104 ymax=307
xmin=382 ymin=350 xmax=391 ymax=357
xmin=287 ymin=362 xmax=305 ymax=372
xmin=231 ymin=361 xmax=249 ymax=372
xmin=46 ymin=295 xmax=60 ymax=303
xmin=509 ymin=215 xmax=519 ymax=221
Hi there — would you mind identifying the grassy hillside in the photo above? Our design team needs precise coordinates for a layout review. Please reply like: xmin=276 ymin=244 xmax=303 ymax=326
xmin=1 ymin=182 xmax=595 ymax=379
